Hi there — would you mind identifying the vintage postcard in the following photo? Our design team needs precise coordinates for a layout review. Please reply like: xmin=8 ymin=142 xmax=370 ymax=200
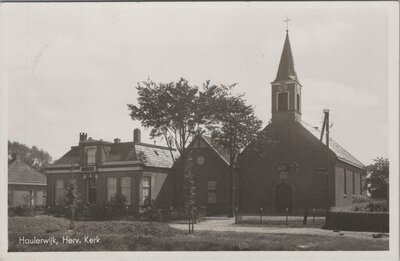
xmin=0 ymin=1 xmax=398 ymax=260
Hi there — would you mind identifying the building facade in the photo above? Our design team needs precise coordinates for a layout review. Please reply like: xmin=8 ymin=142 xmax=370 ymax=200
xmin=8 ymin=153 xmax=47 ymax=207
xmin=238 ymin=30 xmax=365 ymax=214
xmin=174 ymin=135 xmax=234 ymax=215
xmin=46 ymin=129 xmax=178 ymax=210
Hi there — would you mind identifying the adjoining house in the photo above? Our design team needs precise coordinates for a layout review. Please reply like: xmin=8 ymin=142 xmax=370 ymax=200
xmin=8 ymin=153 xmax=47 ymax=207
xmin=238 ymin=30 xmax=365 ymax=214
xmin=174 ymin=134 xmax=236 ymax=215
xmin=45 ymin=129 xmax=178 ymax=210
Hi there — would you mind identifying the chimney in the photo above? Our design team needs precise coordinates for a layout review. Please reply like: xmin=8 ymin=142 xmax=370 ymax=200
xmin=114 ymin=138 xmax=121 ymax=144
xmin=79 ymin=132 xmax=87 ymax=142
xmin=133 ymin=128 xmax=141 ymax=143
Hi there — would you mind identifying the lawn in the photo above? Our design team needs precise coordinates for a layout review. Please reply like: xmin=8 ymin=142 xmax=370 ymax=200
xmin=8 ymin=216 xmax=388 ymax=251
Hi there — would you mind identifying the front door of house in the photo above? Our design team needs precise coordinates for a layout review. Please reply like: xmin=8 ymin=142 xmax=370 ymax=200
xmin=88 ymin=178 xmax=97 ymax=204
xmin=276 ymin=183 xmax=292 ymax=213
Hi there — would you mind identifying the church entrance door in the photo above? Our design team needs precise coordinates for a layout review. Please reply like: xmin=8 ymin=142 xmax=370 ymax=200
xmin=276 ymin=183 xmax=292 ymax=213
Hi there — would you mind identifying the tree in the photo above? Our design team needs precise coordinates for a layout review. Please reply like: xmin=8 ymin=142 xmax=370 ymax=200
xmin=8 ymin=141 xmax=52 ymax=173
xmin=204 ymin=88 xmax=263 ymax=217
xmin=128 ymin=78 xmax=205 ymax=213
xmin=66 ymin=182 xmax=81 ymax=229
xmin=365 ymin=157 xmax=389 ymax=199
xmin=128 ymin=78 xmax=203 ymax=156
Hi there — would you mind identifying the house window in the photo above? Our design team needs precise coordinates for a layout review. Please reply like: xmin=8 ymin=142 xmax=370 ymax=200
xmin=142 ymin=176 xmax=151 ymax=204
xmin=86 ymin=148 xmax=96 ymax=165
xmin=360 ymin=174 xmax=363 ymax=195
xmin=343 ymin=169 xmax=347 ymax=196
xmin=296 ymin=93 xmax=300 ymax=111
xmin=43 ymin=191 xmax=47 ymax=205
xmin=120 ymin=177 xmax=131 ymax=205
xmin=88 ymin=178 xmax=97 ymax=203
xmin=207 ymin=181 xmax=217 ymax=204
xmin=55 ymin=179 xmax=65 ymax=205
xmin=352 ymin=171 xmax=355 ymax=195
xmin=30 ymin=190 xmax=35 ymax=205
xmin=277 ymin=92 xmax=289 ymax=111
xmin=107 ymin=177 xmax=117 ymax=201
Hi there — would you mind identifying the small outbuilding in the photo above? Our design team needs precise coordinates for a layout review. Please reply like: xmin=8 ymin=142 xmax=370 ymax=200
xmin=8 ymin=153 xmax=47 ymax=207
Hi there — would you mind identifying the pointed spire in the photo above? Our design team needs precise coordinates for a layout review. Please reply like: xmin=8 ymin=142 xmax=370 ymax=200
xmin=273 ymin=31 xmax=298 ymax=83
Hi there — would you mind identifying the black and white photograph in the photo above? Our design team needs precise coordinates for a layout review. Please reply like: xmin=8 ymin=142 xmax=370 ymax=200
xmin=0 ymin=1 xmax=398 ymax=260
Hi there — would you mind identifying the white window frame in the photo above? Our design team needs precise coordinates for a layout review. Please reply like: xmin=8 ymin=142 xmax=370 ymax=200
xmin=142 ymin=176 xmax=151 ymax=204
xmin=85 ymin=146 xmax=97 ymax=165
xmin=107 ymin=177 xmax=117 ymax=202
xmin=120 ymin=177 xmax=132 ymax=205
xmin=55 ymin=179 xmax=65 ymax=205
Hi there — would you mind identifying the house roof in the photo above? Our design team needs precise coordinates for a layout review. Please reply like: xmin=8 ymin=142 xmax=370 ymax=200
xmin=55 ymin=141 xmax=178 ymax=169
xmin=273 ymin=31 xmax=299 ymax=83
xmin=300 ymin=121 xmax=365 ymax=169
xmin=8 ymin=157 xmax=46 ymax=185
xmin=200 ymin=135 xmax=231 ymax=165
xmin=134 ymin=143 xmax=179 ymax=168
xmin=55 ymin=146 xmax=81 ymax=164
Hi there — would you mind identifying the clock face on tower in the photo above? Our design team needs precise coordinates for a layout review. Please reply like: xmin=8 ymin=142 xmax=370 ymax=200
xmin=196 ymin=155 xmax=205 ymax=166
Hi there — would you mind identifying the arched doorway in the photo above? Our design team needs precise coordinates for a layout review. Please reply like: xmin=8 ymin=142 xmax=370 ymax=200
xmin=276 ymin=183 xmax=292 ymax=213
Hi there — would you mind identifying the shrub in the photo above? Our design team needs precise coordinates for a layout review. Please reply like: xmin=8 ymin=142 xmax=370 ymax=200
xmin=330 ymin=196 xmax=388 ymax=213
xmin=324 ymin=211 xmax=389 ymax=232
xmin=141 ymin=199 xmax=161 ymax=221
xmin=45 ymin=205 xmax=68 ymax=217
xmin=9 ymin=205 xmax=35 ymax=217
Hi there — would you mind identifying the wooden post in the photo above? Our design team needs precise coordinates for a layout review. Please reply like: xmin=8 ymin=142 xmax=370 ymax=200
xmin=234 ymin=207 xmax=237 ymax=224
xmin=260 ymin=207 xmax=263 ymax=224
xmin=188 ymin=215 xmax=191 ymax=233
xmin=303 ymin=209 xmax=308 ymax=226
xmin=286 ymin=208 xmax=289 ymax=225
xmin=192 ymin=209 xmax=195 ymax=232
xmin=313 ymin=208 xmax=316 ymax=224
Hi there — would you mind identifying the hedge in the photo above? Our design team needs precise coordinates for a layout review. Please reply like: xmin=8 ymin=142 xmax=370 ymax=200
xmin=324 ymin=211 xmax=389 ymax=232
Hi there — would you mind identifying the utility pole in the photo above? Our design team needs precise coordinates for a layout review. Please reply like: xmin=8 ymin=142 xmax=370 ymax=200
xmin=322 ymin=109 xmax=330 ymax=212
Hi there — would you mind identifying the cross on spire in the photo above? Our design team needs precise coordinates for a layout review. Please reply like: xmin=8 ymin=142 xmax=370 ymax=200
xmin=283 ymin=17 xmax=291 ymax=32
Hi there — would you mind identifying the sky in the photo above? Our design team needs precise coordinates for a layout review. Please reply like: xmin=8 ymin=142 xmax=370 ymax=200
xmin=1 ymin=2 xmax=397 ymax=165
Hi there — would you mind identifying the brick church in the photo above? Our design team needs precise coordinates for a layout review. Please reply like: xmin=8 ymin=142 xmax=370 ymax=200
xmin=238 ymin=30 xmax=366 ymax=214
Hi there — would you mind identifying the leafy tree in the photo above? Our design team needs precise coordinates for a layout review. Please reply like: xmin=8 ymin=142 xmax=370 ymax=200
xmin=365 ymin=157 xmax=389 ymax=200
xmin=205 ymin=88 xmax=263 ymax=217
xmin=128 ymin=78 xmax=203 ymax=157
xmin=8 ymin=141 xmax=52 ymax=173
xmin=128 ymin=78 xmax=204 ymax=214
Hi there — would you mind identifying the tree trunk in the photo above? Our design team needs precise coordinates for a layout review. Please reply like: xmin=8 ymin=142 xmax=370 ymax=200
xmin=228 ymin=164 xmax=234 ymax=217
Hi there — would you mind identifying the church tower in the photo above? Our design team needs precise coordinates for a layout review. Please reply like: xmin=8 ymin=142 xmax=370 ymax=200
xmin=271 ymin=30 xmax=302 ymax=123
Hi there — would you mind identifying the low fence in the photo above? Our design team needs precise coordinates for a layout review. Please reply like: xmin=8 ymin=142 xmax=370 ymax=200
xmin=158 ymin=206 xmax=207 ymax=223
xmin=235 ymin=208 xmax=326 ymax=226
xmin=324 ymin=211 xmax=389 ymax=232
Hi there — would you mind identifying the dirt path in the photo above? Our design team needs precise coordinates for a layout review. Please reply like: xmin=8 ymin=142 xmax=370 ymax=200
xmin=169 ymin=217 xmax=388 ymax=240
